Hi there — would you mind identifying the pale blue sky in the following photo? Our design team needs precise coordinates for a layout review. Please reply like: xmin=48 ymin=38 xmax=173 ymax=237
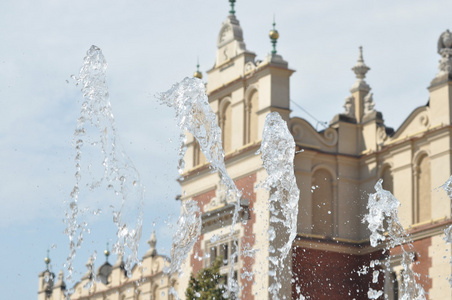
xmin=1 ymin=0 xmax=451 ymax=298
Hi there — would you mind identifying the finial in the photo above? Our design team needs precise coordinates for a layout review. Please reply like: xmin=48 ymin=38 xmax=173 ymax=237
xmin=269 ymin=16 xmax=279 ymax=55
xmin=104 ymin=242 xmax=110 ymax=262
xmin=358 ymin=46 xmax=364 ymax=62
xmin=148 ymin=230 xmax=157 ymax=248
xmin=435 ymin=29 xmax=452 ymax=77
xmin=146 ymin=230 xmax=157 ymax=257
xmin=229 ymin=0 xmax=236 ymax=16
xmin=193 ymin=58 xmax=203 ymax=79
xmin=44 ymin=249 xmax=51 ymax=270
xmin=352 ymin=46 xmax=370 ymax=80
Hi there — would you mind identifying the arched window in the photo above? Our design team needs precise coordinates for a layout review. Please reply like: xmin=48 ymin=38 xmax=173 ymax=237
xmin=153 ymin=285 xmax=160 ymax=300
xmin=311 ymin=169 xmax=334 ymax=236
xmin=381 ymin=165 xmax=393 ymax=194
xmin=246 ymin=89 xmax=259 ymax=144
xmin=416 ymin=154 xmax=431 ymax=223
xmin=193 ymin=141 xmax=206 ymax=167
xmin=220 ymin=99 xmax=232 ymax=153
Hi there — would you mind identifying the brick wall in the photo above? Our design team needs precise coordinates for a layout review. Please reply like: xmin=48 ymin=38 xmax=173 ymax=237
xmin=292 ymin=246 xmax=384 ymax=300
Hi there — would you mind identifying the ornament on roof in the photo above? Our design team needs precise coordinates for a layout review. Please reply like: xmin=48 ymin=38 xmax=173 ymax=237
xmin=437 ymin=29 xmax=452 ymax=76
xmin=343 ymin=95 xmax=355 ymax=118
xmin=364 ymin=92 xmax=375 ymax=115
xmin=350 ymin=46 xmax=371 ymax=92
xmin=269 ymin=17 xmax=279 ymax=55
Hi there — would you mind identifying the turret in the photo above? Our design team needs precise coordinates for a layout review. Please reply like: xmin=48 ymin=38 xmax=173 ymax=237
xmin=37 ymin=251 xmax=55 ymax=300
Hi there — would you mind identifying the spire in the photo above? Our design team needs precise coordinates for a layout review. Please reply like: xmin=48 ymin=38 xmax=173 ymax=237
xmin=113 ymin=252 xmax=124 ymax=268
xmin=269 ymin=16 xmax=279 ymax=55
xmin=82 ymin=256 xmax=95 ymax=280
xmin=193 ymin=59 xmax=203 ymax=79
xmin=44 ymin=249 xmax=51 ymax=271
xmin=104 ymin=242 xmax=110 ymax=263
xmin=350 ymin=46 xmax=371 ymax=92
xmin=229 ymin=0 xmax=236 ymax=16
xmin=352 ymin=46 xmax=370 ymax=80
xmin=144 ymin=230 xmax=157 ymax=257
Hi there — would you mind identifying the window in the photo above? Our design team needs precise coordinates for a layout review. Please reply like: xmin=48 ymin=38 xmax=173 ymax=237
xmin=219 ymin=98 xmax=232 ymax=153
xmin=206 ymin=235 xmax=240 ymax=298
xmin=208 ymin=239 xmax=238 ymax=267
xmin=311 ymin=169 xmax=334 ymax=236
xmin=381 ymin=166 xmax=393 ymax=194
xmin=246 ymin=89 xmax=259 ymax=144
xmin=416 ymin=154 xmax=431 ymax=223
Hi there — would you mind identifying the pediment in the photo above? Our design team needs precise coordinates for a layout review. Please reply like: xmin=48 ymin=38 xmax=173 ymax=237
xmin=388 ymin=105 xmax=430 ymax=141
xmin=288 ymin=117 xmax=338 ymax=151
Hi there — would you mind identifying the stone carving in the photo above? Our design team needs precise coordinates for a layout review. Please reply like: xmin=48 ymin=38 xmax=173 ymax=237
xmin=289 ymin=120 xmax=338 ymax=147
xmin=290 ymin=123 xmax=304 ymax=140
xmin=244 ymin=61 xmax=256 ymax=74
xmin=437 ymin=29 xmax=452 ymax=76
xmin=343 ymin=95 xmax=355 ymax=117
xmin=218 ymin=25 xmax=232 ymax=45
xmin=376 ymin=126 xmax=388 ymax=146
xmin=363 ymin=92 xmax=375 ymax=115
xmin=350 ymin=46 xmax=371 ymax=92
xmin=323 ymin=128 xmax=339 ymax=146
xmin=438 ymin=29 xmax=452 ymax=53
xmin=204 ymin=182 xmax=228 ymax=212
xmin=419 ymin=112 xmax=430 ymax=127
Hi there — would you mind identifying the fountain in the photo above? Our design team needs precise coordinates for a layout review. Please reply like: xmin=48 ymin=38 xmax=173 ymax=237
xmin=364 ymin=179 xmax=426 ymax=299
xmin=258 ymin=112 xmax=301 ymax=300
xmin=65 ymin=45 xmax=144 ymax=287
xmin=441 ymin=175 xmax=452 ymax=287
xmin=56 ymin=16 xmax=452 ymax=300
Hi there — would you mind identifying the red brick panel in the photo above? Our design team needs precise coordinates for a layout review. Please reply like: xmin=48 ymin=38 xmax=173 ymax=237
xmin=292 ymin=247 xmax=384 ymax=300
xmin=389 ymin=237 xmax=432 ymax=298
xmin=236 ymin=174 xmax=257 ymax=300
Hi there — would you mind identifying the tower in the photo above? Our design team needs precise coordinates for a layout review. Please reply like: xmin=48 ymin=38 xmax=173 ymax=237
xmin=178 ymin=1 xmax=294 ymax=299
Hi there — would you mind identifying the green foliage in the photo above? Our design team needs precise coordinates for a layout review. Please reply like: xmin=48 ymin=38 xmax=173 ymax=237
xmin=185 ymin=256 xmax=227 ymax=300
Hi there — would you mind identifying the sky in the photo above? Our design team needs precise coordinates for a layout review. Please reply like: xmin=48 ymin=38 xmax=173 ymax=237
xmin=1 ymin=0 xmax=452 ymax=298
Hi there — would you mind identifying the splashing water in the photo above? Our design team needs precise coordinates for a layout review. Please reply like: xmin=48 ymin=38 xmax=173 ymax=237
xmin=257 ymin=112 xmax=301 ymax=300
xmin=363 ymin=179 xmax=425 ymax=300
xmin=157 ymin=77 xmax=242 ymax=296
xmin=440 ymin=175 xmax=452 ymax=287
xmin=164 ymin=200 xmax=201 ymax=276
xmin=64 ymin=45 xmax=144 ymax=284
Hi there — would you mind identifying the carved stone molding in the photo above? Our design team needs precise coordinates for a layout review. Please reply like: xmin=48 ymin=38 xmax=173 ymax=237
xmin=419 ymin=112 xmax=430 ymax=127
xmin=376 ymin=125 xmax=388 ymax=146
xmin=289 ymin=121 xmax=338 ymax=147
xmin=343 ymin=95 xmax=355 ymax=118
xmin=363 ymin=92 xmax=375 ymax=115
xmin=322 ymin=128 xmax=339 ymax=146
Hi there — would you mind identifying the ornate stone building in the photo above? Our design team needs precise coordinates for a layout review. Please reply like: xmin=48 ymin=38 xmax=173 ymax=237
xmin=38 ymin=233 xmax=176 ymax=300
xmin=39 ymin=1 xmax=452 ymax=299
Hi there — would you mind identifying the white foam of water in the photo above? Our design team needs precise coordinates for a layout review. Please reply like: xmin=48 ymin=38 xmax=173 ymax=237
xmin=157 ymin=77 xmax=241 ymax=296
xmin=440 ymin=175 xmax=452 ymax=287
xmin=363 ymin=179 xmax=425 ymax=300
xmin=257 ymin=112 xmax=301 ymax=300
xmin=64 ymin=45 xmax=144 ymax=285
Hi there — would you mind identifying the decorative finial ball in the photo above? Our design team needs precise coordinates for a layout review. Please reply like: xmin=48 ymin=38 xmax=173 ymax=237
xmin=44 ymin=256 xmax=51 ymax=264
xmin=269 ymin=29 xmax=279 ymax=40
xmin=104 ymin=249 xmax=110 ymax=257
xmin=438 ymin=29 xmax=452 ymax=54
xmin=193 ymin=70 xmax=203 ymax=79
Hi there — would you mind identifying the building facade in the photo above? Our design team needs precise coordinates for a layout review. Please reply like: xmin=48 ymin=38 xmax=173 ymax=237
xmin=39 ymin=2 xmax=452 ymax=300
xmin=38 ymin=233 xmax=176 ymax=300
